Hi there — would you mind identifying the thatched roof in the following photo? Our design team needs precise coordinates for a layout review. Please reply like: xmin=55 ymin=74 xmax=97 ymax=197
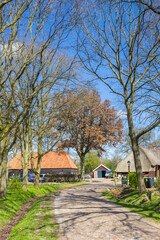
xmin=8 ymin=151 xmax=77 ymax=170
xmin=116 ymin=146 xmax=160 ymax=173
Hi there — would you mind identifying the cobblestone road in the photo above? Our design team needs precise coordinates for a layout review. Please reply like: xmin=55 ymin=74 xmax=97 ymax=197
xmin=54 ymin=179 xmax=160 ymax=240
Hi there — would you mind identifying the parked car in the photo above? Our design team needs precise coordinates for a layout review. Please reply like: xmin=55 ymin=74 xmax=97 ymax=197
xmin=28 ymin=174 xmax=35 ymax=182
xmin=39 ymin=174 xmax=46 ymax=182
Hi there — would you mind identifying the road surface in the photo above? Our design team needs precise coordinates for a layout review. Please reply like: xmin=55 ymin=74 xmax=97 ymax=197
xmin=54 ymin=179 xmax=160 ymax=240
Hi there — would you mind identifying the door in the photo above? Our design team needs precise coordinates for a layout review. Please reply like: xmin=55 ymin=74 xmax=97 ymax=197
xmin=97 ymin=171 xmax=102 ymax=178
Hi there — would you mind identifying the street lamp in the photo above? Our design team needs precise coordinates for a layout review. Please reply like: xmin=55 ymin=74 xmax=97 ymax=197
xmin=127 ymin=160 xmax=131 ymax=185
xmin=127 ymin=160 xmax=131 ymax=174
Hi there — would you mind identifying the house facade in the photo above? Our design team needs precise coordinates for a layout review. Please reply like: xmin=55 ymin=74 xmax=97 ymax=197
xmin=8 ymin=151 xmax=78 ymax=176
xmin=116 ymin=146 xmax=160 ymax=177
xmin=93 ymin=164 xmax=111 ymax=178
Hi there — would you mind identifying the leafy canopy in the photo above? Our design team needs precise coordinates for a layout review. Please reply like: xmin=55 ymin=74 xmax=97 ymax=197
xmin=54 ymin=89 xmax=123 ymax=157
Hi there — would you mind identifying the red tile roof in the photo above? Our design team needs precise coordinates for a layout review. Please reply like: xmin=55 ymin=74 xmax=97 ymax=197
xmin=8 ymin=151 xmax=77 ymax=170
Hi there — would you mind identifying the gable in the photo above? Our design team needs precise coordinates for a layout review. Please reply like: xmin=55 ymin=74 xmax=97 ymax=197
xmin=93 ymin=164 xmax=111 ymax=172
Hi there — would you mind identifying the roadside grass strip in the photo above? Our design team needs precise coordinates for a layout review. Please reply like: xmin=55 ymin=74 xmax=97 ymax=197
xmin=102 ymin=188 xmax=160 ymax=222
xmin=0 ymin=184 xmax=68 ymax=228
xmin=9 ymin=194 xmax=58 ymax=240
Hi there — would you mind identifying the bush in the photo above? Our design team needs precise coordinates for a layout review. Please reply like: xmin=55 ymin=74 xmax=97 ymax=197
xmin=8 ymin=176 xmax=22 ymax=189
xmin=45 ymin=174 xmax=79 ymax=183
xmin=129 ymin=173 xmax=138 ymax=189
xmin=155 ymin=177 xmax=160 ymax=191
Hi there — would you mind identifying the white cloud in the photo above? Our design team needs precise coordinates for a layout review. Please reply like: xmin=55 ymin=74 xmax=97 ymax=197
xmin=0 ymin=42 xmax=22 ymax=55
xmin=117 ymin=110 xmax=127 ymax=118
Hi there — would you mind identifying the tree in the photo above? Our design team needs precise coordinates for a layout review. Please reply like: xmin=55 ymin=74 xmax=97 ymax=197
xmin=0 ymin=0 xmax=37 ymax=197
xmin=76 ymin=0 xmax=160 ymax=193
xmin=30 ymin=54 xmax=75 ymax=188
xmin=15 ymin=51 xmax=76 ymax=190
xmin=0 ymin=0 xmax=76 ymax=197
xmin=53 ymin=89 xmax=123 ymax=180
xmin=138 ymin=0 xmax=160 ymax=15
xmin=84 ymin=151 xmax=101 ymax=174
xmin=121 ymin=129 xmax=156 ymax=154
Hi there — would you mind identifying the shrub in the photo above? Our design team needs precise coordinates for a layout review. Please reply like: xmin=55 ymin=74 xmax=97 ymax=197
xmin=155 ymin=177 xmax=160 ymax=191
xmin=129 ymin=173 xmax=138 ymax=189
xmin=45 ymin=174 xmax=79 ymax=183
xmin=8 ymin=176 xmax=22 ymax=189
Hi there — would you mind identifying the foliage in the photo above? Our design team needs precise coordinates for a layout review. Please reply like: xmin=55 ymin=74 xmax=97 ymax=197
xmin=129 ymin=173 xmax=138 ymax=189
xmin=45 ymin=174 xmax=80 ymax=182
xmin=155 ymin=177 xmax=160 ymax=191
xmin=8 ymin=195 xmax=58 ymax=240
xmin=103 ymin=188 xmax=160 ymax=222
xmin=0 ymin=184 xmax=68 ymax=228
xmin=8 ymin=182 xmax=86 ymax=240
xmin=102 ymin=158 xmax=120 ymax=172
xmin=84 ymin=152 xmax=101 ymax=173
xmin=56 ymin=89 xmax=123 ymax=151
xmin=54 ymin=89 xmax=123 ymax=178
xmin=8 ymin=177 xmax=22 ymax=190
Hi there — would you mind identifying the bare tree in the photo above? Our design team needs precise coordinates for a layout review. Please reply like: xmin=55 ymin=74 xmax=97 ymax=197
xmin=76 ymin=0 xmax=160 ymax=193
xmin=15 ymin=51 xmax=76 ymax=190
xmin=0 ymin=0 xmax=75 ymax=197
xmin=30 ymin=54 xmax=75 ymax=188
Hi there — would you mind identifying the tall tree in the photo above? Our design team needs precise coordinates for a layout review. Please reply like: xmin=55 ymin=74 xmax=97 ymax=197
xmin=30 ymin=54 xmax=75 ymax=188
xmin=76 ymin=0 xmax=160 ymax=193
xmin=16 ymin=51 xmax=76 ymax=190
xmin=0 ymin=0 xmax=76 ymax=197
xmin=53 ymin=89 xmax=123 ymax=180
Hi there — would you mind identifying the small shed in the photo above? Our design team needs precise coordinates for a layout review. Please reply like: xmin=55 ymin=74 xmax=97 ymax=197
xmin=93 ymin=164 xmax=111 ymax=178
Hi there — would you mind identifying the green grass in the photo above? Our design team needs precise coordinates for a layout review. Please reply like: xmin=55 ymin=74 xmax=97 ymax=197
xmin=9 ymin=194 xmax=58 ymax=240
xmin=0 ymin=181 xmax=87 ymax=239
xmin=102 ymin=188 xmax=160 ymax=222
xmin=0 ymin=183 xmax=68 ymax=228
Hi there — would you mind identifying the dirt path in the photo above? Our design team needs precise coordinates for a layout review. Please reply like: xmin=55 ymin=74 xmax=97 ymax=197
xmin=54 ymin=179 xmax=160 ymax=240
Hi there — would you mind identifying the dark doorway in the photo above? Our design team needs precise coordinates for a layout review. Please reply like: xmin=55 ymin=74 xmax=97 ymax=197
xmin=102 ymin=171 xmax=106 ymax=178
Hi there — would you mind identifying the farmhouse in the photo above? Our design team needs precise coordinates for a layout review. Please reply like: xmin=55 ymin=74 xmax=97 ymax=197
xmin=8 ymin=151 xmax=78 ymax=176
xmin=116 ymin=146 xmax=160 ymax=177
xmin=93 ymin=164 xmax=112 ymax=178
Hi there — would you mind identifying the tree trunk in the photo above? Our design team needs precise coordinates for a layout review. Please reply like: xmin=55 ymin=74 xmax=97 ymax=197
xmin=22 ymin=161 xmax=28 ymax=191
xmin=132 ymin=140 xmax=146 ymax=193
xmin=80 ymin=155 xmax=85 ymax=180
xmin=34 ymin=171 xmax=40 ymax=188
xmin=20 ymin=122 xmax=30 ymax=191
xmin=21 ymin=140 xmax=29 ymax=191
xmin=0 ymin=151 xmax=8 ymax=198
xmin=127 ymin=106 xmax=146 ymax=194
xmin=0 ymin=138 xmax=8 ymax=198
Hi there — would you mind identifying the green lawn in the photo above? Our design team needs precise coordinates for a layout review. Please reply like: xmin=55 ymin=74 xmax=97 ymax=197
xmin=0 ymin=183 xmax=67 ymax=229
xmin=9 ymin=194 xmax=59 ymax=240
xmin=0 ymin=182 xmax=87 ymax=239
xmin=102 ymin=187 xmax=160 ymax=222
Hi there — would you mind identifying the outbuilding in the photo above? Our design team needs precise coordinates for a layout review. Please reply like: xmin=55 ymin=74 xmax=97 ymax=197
xmin=93 ymin=164 xmax=112 ymax=178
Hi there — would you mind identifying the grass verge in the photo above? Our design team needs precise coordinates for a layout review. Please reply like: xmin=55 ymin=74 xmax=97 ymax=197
xmin=8 ymin=194 xmax=58 ymax=240
xmin=0 ymin=183 xmax=70 ymax=228
xmin=0 ymin=182 xmax=87 ymax=239
xmin=102 ymin=187 xmax=160 ymax=222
